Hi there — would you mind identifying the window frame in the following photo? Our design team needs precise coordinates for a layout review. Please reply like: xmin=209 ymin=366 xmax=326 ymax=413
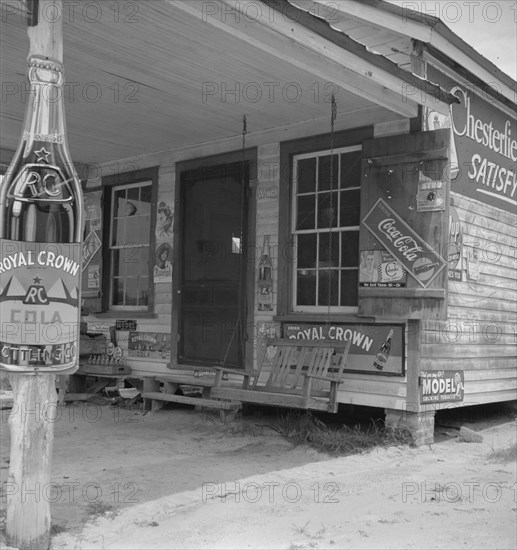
xmin=291 ymin=145 xmax=362 ymax=313
xmin=101 ymin=167 xmax=159 ymax=313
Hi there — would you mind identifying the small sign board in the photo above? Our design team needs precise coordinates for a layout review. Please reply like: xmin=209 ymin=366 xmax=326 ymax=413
xmin=362 ymin=199 xmax=446 ymax=288
xmin=115 ymin=320 xmax=137 ymax=331
xmin=420 ymin=370 xmax=464 ymax=404
xmin=359 ymin=250 xmax=407 ymax=288
xmin=128 ymin=332 xmax=171 ymax=360
xmin=416 ymin=174 xmax=446 ymax=212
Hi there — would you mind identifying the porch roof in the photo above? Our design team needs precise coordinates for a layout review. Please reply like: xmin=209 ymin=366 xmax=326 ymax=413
xmin=0 ymin=0 xmax=506 ymax=168
xmin=287 ymin=0 xmax=515 ymax=108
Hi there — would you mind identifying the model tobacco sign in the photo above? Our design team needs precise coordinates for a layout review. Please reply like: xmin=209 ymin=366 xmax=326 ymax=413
xmin=420 ymin=370 xmax=464 ymax=404
xmin=362 ymin=199 xmax=446 ymax=288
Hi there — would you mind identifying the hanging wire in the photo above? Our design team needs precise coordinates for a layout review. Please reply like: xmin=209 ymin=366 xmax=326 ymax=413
xmin=221 ymin=115 xmax=248 ymax=368
xmin=326 ymin=94 xmax=337 ymax=329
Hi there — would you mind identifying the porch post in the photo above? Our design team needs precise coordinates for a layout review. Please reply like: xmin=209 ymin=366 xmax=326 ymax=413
xmin=5 ymin=2 xmax=64 ymax=549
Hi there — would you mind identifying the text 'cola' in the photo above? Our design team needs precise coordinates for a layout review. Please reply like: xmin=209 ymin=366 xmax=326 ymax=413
xmin=0 ymin=56 xmax=83 ymax=374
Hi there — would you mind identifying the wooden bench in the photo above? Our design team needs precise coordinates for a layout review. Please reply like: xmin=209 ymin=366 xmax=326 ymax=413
xmin=141 ymin=375 xmax=241 ymax=422
xmin=210 ymin=339 xmax=351 ymax=413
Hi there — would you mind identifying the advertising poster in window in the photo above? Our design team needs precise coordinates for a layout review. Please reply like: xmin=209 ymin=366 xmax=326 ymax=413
xmin=154 ymin=242 xmax=173 ymax=283
xmin=282 ymin=322 xmax=404 ymax=375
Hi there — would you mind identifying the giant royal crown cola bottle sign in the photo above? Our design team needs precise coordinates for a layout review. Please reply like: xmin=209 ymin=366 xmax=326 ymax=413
xmin=0 ymin=56 xmax=83 ymax=374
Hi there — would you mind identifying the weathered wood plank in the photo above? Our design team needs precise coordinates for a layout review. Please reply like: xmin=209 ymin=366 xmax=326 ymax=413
xmin=419 ymin=357 xmax=516 ymax=371
xmin=421 ymin=343 xmax=516 ymax=358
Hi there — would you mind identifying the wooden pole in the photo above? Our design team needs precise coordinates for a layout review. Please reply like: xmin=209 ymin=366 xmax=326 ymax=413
xmin=6 ymin=375 xmax=57 ymax=550
xmin=6 ymin=3 xmax=63 ymax=549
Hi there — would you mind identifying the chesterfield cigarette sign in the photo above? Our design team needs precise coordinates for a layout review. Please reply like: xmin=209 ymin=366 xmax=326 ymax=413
xmin=426 ymin=66 xmax=517 ymax=213
xmin=362 ymin=199 xmax=446 ymax=288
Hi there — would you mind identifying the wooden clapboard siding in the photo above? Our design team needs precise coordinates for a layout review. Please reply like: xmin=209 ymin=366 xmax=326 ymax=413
xmin=420 ymin=192 xmax=517 ymax=406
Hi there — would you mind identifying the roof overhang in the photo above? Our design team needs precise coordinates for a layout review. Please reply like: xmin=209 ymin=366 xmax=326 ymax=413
xmin=288 ymin=0 xmax=516 ymax=109
xmin=0 ymin=0 xmax=462 ymax=167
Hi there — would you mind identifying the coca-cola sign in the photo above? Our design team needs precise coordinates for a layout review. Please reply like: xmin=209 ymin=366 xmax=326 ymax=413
xmin=362 ymin=199 xmax=446 ymax=288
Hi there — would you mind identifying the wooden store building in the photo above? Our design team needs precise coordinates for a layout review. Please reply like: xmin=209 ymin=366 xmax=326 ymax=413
xmin=1 ymin=0 xmax=516 ymax=444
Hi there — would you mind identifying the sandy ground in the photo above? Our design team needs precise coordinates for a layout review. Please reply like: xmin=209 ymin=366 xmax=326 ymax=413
xmin=1 ymin=401 xmax=516 ymax=550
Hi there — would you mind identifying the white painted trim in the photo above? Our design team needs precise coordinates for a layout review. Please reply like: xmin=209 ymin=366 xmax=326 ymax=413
xmin=425 ymin=54 xmax=517 ymax=120
xmin=294 ymin=0 xmax=432 ymax=42
xmin=310 ymin=0 xmax=516 ymax=104
xmin=429 ymin=33 xmax=516 ymax=104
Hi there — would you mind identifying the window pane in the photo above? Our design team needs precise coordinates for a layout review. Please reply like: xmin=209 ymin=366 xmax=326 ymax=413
xmin=341 ymin=232 xmax=359 ymax=267
xmin=297 ymin=234 xmax=317 ymax=269
xmin=112 ymin=218 xmax=127 ymax=246
xmin=139 ymin=185 xmax=152 ymax=215
xmin=340 ymin=189 xmax=360 ymax=226
xmin=120 ymin=248 xmax=139 ymax=272
xmin=341 ymin=270 xmax=358 ymax=306
xmin=111 ymin=250 xmax=121 ymax=275
xmin=297 ymin=195 xmax=315 ymax=230
xmin=125 ymin=277 xmax=138 ymax=306
xmin=297 ymin=158 xmax=316 ymax=194
xmin=127 ymin=186 xmax=139 ymax=203
xmin=138 ymin=248 xmax=150 ymax=275
xmin=340 ymin=151 xmax=362 ymax=189
xmin=318 ymin=154 xmax=339 ymax=191
xmin=138 ymin=277 xmax=149 ymax=306
xmin=317 ymin=192 xmax=338 ymax=228
xmin=112 ymin=278 xmax=124 ymax=306
xmin=297 ymin=270 xmax=316 ymax=305
xmin=127 ymin=215 xmax=150 ymax=245
xmin=319 ymin=233 xmax=339 ymax=267
xmin=114 ymin=189 xmax=126 ymax=217
xmin=318 ymin=269 xmax=338 ymax=306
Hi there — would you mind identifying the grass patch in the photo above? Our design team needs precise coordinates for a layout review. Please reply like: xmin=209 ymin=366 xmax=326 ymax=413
xmin=487 ymin=441 xmax=517 ymax=464
xmin=269 ymin=411 xmax=412 ymax=455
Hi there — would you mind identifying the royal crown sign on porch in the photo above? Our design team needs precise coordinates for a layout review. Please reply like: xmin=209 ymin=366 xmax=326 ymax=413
xmin=362 ymin=198 xmax=446 ymax=288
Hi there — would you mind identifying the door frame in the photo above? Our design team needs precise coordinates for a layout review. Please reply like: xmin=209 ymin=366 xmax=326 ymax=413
xmin=172 ymin=148 xmax=257 ymax=369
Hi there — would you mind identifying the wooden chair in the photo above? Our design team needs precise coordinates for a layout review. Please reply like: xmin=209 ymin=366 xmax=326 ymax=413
xmin=210 ymin=338 xmax=351 ymax=413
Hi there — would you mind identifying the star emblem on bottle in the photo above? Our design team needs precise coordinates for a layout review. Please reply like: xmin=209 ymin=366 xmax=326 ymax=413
xmin=34 ymin=147 xmax=51 ymax=163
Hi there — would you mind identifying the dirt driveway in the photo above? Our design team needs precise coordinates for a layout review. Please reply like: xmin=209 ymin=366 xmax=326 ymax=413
xmin=1 ymin=402 xmax=516 ymax=549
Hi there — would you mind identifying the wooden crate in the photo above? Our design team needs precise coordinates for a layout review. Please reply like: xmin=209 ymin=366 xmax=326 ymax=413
xmin=78 ymin=363 xmax=130 ymax=376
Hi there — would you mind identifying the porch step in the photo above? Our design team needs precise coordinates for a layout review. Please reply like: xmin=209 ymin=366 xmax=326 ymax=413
xmin=154 ymin=374 xmax=215 ymax=387
xmin=142 ymin=391 xmax=240 ymax=409
xmin=142 ymin=391 xmax=241 ymax=421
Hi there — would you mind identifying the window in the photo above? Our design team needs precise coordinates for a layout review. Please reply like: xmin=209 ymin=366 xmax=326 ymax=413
xmin=108 ymin=182 xmax=152 ymax=309
xmin=292 ymin=145 xmax=361 ymax=311
xmin=102 ymin=167 xmax=158 ymax=312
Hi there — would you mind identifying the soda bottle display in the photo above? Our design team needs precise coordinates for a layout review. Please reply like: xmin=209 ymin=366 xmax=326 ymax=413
xmin=257 ymin=235 xmax=273 ymax=311
xmin=0 ymin=55 xmax=83 ymax=374
xmin=373 ymin=329 xmax=394 ymax=371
